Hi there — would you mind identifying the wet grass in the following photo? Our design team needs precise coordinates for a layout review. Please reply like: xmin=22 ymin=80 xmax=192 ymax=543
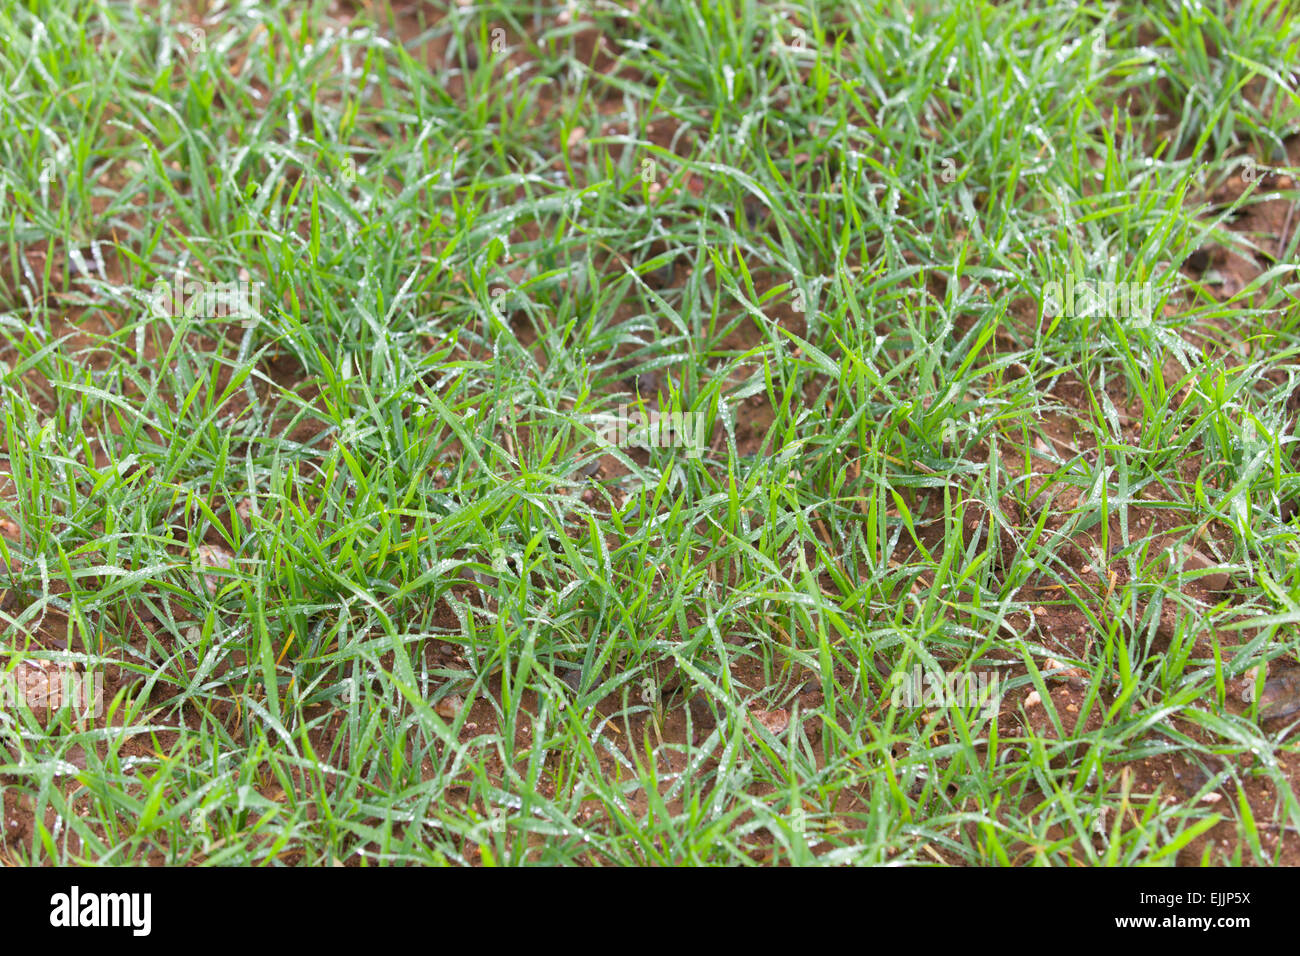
xmin=1 ymin=0 xmax=1299 ymax=865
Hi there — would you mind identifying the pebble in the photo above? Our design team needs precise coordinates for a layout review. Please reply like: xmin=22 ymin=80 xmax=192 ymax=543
xmin=566 ymin=126 xmax=587 ymax=157
xmin=1258 ymin=670 xmax=1300 ymax=721
xmin=435 ymin=694 xmax=464 ymax=719
xmin=196 ymin=544 xmax=235 ymax=596
xmin=1178 ymin=544 xmax=1230 ymax=592
xmin=749 ymin=708 xmax=789 ymax=737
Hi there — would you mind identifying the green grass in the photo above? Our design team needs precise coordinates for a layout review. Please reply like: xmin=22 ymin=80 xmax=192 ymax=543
xmin=1 ymin=0 xmax=1299 ymax=865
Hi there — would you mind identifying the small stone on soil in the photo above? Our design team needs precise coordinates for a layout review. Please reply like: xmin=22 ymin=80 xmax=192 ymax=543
xmin=435 ymin=694 xmax=464 ymax=719
xmin=196 ymin=544 xmax=235 ymax=596
xmin=1258 ymin=670 xmax=1300 ymax=721
xmin=749 ymin=708 xmax=789 ymax=737
xmin=1178 ymin=544 xmax=1230 ymax=592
